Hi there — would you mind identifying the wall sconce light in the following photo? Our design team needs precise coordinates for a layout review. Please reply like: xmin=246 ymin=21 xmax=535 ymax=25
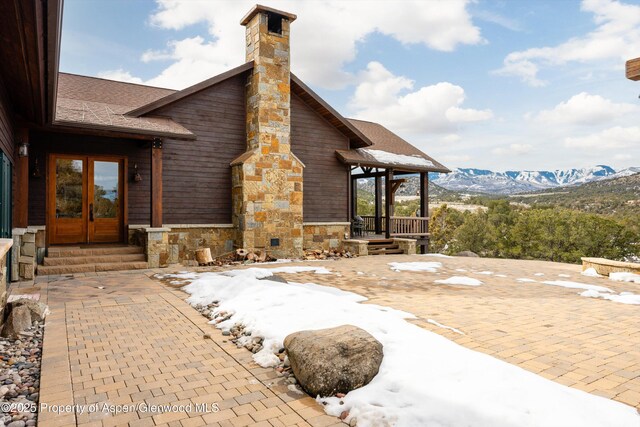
xmin=18 ymin=142 xmax=29 ymax=157
xmin=133 ymin=163 xmax=142 ymax=182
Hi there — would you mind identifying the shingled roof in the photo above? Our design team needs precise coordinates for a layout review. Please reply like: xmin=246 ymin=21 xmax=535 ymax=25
xmin=335 ymin=119 xmax=450 ymax=173
xmin=54 ymin=73 xmax=195 ymax=139
xmin=52 ymin=70 xmax=449 ymax=174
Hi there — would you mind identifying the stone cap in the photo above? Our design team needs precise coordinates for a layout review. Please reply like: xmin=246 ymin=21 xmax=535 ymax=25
xmin=0 ymin=238 xmax=13 ymax=259
xmin=240 ymin=4 xmax=297 ymax=26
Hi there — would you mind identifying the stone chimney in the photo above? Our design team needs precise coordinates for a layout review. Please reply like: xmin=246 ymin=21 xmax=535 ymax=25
xmin=231 ymin=5 xmax=304 ymax=259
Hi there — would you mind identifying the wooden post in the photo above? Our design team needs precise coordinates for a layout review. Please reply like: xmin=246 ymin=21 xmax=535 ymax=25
xmin=13 ymin=128 xmax=28 ymax=228
xmin=347 ymin=167 xmax=352 ymax=222
xmin=419 ymin=172 xmax=428 ymax=254
xmin=350 ymin=175 xmax=357 ymax=219
xmin=150 ymin=138 xmax=163 ymax=228
xmin=384 ymin=168 xmax=393 ymax=239
xmin=374 ymin=175 xmax=382 ymax=234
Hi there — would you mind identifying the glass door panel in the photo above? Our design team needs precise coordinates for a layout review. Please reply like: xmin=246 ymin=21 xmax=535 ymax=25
xmin=49 ymin=156 xmax=86 ymax=244
xmin=92 ymin=161 xmax=119 ymax=218
xmin=88 ymin=158 xmax=123 ymax=243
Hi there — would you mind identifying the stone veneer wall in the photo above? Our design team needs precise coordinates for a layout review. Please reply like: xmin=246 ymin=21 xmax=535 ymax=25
xmin=303 ymin=223 xmax=350 ymax=251
xmin=231 ymin=10 xmax=304 ymax=259
xmin=11 ymin=227 xmax=45 ymax=281
xmin=0 ymin=239 xmax=12 ymax=325
xmin=130 ymin=225 xmax=235 ymax=268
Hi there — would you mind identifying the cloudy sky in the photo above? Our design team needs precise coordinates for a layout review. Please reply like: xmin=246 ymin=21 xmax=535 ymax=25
xmin=60 ymin=0 xmax=640 ymax=172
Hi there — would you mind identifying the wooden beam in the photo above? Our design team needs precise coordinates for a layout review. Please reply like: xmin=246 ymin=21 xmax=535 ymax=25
xmin=626 ymin=57 xmax=640 ymax=81
xmin=419 ymin=172 xmax=428 ymax=254
xmin=150 ymin=139 xmax=163 ymax=228
xmin=374 ymin=175 xmax=382 ymax=234
xmin=13 ymin=128 xmax=28 ymax=228
xmin=347 ymin=167 xmax=352 ymax=222
xmin=350 ymin=175 xmax=357 ymax=219
xmin=384 ymin=169 xmax=393 ymax=239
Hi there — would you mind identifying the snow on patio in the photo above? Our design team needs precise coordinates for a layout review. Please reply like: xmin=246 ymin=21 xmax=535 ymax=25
xmin=388 ymin=262 xmax=442 ymax=272
xmin=176 ymin=267 xmax=638 ymax=427
xmin=610 ymin=272 xmax=640 ymax=284
xmin=434 ymin=276 xmax=483 ymax=286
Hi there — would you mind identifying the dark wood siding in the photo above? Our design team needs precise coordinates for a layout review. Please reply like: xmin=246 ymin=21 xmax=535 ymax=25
xmin=155 ymin=75 xmax=247 ymax=224
xmin=291 ymin=93 xmax=349 ymax=222
xmin=28 ymin=132 xmax=150 ymax=225
xmin=0 ymin=76 xmax=14 ymax=164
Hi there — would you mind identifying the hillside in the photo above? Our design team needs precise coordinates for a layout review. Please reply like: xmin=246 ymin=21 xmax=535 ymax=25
xmin=508 ymin=173 xmax=640 ymax=216
xmin=356 ymin=177 xmax=461 ymax=201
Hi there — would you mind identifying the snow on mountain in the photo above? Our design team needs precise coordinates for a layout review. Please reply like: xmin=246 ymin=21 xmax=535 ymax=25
xmin=430 ymin=165 xmax=633 ymax=195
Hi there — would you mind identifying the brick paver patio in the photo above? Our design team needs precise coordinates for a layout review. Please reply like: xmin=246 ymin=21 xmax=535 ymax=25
xmin=15 ymin=271 xmax=341 ymax=427
xmin=10 ymin=254 xmax=640 ymax=426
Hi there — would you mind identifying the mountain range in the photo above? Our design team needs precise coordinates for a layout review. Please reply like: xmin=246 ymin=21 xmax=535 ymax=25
xmin=429 ymin=165 xmax=640 ymax=195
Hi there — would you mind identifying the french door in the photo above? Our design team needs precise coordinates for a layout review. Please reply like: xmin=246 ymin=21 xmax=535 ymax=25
xmin=48 ymin=155 xmax=125 ymax=244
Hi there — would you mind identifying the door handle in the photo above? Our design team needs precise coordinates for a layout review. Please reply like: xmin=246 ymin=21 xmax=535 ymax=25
xmin=89 ymin=203 xmax=94 ymax=222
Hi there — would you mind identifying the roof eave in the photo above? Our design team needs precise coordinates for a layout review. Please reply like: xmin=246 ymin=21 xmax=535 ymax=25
xmin=126 ymin=61 xmax=254 ymax=117
xmin=335 ymin=151 xmax=450 ymax=174
xmin=51 ymin=120 xmax=197 ymax=140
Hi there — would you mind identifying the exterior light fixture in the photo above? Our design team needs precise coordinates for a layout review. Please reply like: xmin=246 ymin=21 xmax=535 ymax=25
xmin=18 ymin=141 xmax=29 ymax=157
xmin=133 ymin=163 xmax=142 ymax=182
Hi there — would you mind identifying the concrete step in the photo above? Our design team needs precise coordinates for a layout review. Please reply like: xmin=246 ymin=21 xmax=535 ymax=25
xmin=47 ymin=246 xmax=143 ymax=258
xmin=37 ymin=261 xmax=149 ymax=276
xmin=43 ymin=253 xmax=146 ymax=266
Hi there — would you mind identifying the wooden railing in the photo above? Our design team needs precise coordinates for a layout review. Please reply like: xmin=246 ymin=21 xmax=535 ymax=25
xmin=390 ymin=216 xmax=429 ymax=237
xmin=360 ymin=215 xmax=386 ymax=233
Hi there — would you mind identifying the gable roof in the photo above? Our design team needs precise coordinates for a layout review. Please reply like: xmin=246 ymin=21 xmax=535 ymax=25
xmin=126 ymin=61 xmax=254 ymax=117
xmin=335 ymin=119 xmax=450 ymax=173
xmin=54 ymin=73 xmax=195 ymax=139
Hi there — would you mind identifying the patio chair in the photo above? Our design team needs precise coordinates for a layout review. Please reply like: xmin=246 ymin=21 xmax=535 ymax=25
xmin=351 ymin=215 xmax=365 ymax=237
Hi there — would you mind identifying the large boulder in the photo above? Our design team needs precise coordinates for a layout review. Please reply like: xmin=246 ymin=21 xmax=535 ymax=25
xmin=1 ymin=306 xmax=32 ymax=339
xmin=9 ymin=298 xmax=49 ymax=321
xmin=284 ymin=325 xmax=383 ymax=397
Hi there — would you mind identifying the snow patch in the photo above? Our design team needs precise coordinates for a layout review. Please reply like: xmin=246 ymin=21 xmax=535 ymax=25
xmin=476 ymin=271 xmax=494 ymax=275
xmin=580 ymin=290 xmax=640 ymax=305
xmin=609 ymin=272 xmax=640 ymax=284
xmin=178 ymin=271 xmax=639 ymax=426
xmin=434 ymin=276 xmax=483 ymax=286
xmin=421 ymin=253 xmax=453 ymax=258
xmin=516 ymin=278 xmax=537 ymax=283
xmin=359 ymin=148 xmax=434 ymax=168
xmin=388 ymin=262 xmax=442 ymax=272
xmin=581 ymin=268 xmax=602 ymax=278
xmin=427 ymin=319 xmax=465 ymax=335
xmin=541 ymin=280 xmax=613 ymax=293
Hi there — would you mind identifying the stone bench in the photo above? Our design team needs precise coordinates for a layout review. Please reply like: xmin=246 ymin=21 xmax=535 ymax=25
xmin=581 ymin=257 xmax=640 ymax=276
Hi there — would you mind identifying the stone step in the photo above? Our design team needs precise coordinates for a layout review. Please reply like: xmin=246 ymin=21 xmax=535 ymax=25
xmin=369 ymin=248 xmax=405 ymax=255
xmin=47 ymin=246 xmax=143 ymax=258
xmin=37 ymin=261 xmax=149 ymax=276
xmin=367 ymin=243 xmax=399 ymax=250
xmin=43 ymin=253 xmax=146 ymax=266
xmin=367 ymin=239 xmax=395 ymax=245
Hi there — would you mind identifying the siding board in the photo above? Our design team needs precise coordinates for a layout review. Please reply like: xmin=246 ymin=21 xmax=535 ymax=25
xmin=290 ymin=93 xmax=349 ymax=222
xmin=155 ymin=74 xmax=247 ymax=224
xmin=0 ymin=76 xmax=14 ymax=164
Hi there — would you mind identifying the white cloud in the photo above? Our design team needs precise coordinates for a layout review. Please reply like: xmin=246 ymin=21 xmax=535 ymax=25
xmin=97 ymin=69 xmax=143 ymax=84
xmin=532 ymin=92 xmax=639 ymax=125
xmin=112 ymin=0 xmax=483 ymax=89
xmin=564 ymin=126 xmax=640 ymax=149
xmin=349 ymin=62 xmax=493 ymax=134
xmin=492 ymin=143 xmax=533 ymax=156
xmin=494 ymin=0 xmax=640 ymax=86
